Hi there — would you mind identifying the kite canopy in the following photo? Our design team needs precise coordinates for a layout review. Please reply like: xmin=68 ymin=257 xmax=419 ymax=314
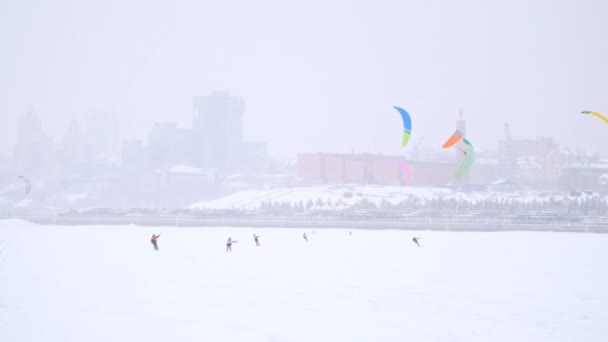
xmin=441 ymin=130 xmax=474 ymax=179
xmin=455 ymin=138 xmax=475 ymax=179
xmin=581 ymin=111 xmax=608 ymax=124
xmin=394 ymin=106 xmax=412 ymax=147
xmin=442 ymin=129 xmax=464 ymax=148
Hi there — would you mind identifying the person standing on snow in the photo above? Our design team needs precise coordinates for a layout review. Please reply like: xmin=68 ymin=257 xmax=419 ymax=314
xmin=151 ymin=234 xmax=161 ymax=251
xmin=226 ymin=237 xmax=238 ymax=252
xmin=303 ymin=232 xmax=308 ymax=242
xmin=412 ymin=237 xmax=421 ymax=247
xmin=253 ymin=234 xmax=261 ymax=247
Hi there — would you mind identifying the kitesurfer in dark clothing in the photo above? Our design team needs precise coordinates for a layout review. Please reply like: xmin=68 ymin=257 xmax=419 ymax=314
xmin=253 ymin=234 xmax=261 ymax=246
xmin=303 ymin=233 xmax=308 ymax=242
xmin=412 ymin=237 xmax=421 ymax=247
xmin=226 ymin=237 xmax=238 ymax=252
xmin=151 ymin=234 xmax=161 ymax=251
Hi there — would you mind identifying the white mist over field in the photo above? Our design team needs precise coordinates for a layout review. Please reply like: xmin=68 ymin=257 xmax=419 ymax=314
xmin=1 ymin=220 xmax=607 ymax=342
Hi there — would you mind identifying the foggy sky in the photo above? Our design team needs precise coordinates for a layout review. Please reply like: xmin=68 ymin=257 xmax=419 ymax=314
xmin=1 ymin=0 xmax=606 ymax=160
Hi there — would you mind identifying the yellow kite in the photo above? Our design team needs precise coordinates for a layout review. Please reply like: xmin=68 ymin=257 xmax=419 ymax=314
xmin=581 ymin=111 xmax=608 ymax=124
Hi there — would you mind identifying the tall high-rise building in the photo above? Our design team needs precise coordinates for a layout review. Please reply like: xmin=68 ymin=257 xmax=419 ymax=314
xmin=455 ymin=111 xmax=467 ymax=162
xmin=499 ymin=123 xmax=513 ymax=163
xmin=62 ymin=120 xmax=86 ymax=164
xmin=192 ymin=91 xmax=245 ymax=170
xmin=121 ymin=139 xmax=146 ymax=167
xmin=456 ymin=110 xmax=466 ymax=135
xmin=147 ymin=122 xmax=194 ymax=168
xmin=498 ymin=123 xmax=557 ymax=161
xmin=86 ymin=113 xmax=120 ymax=162
xmin=12 ymin=109 xmax=54 ymax=175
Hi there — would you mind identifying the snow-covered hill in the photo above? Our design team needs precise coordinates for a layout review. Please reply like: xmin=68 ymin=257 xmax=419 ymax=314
xmin=188 ymin=184 xmax=604 ymax=211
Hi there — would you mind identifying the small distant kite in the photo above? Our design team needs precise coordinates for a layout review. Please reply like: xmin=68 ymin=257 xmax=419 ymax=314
xmin=17 ymin=176 xmax=31 ymax=195
xmin=581 ymin=111 xmax=608 ymax=124
xmin=442 ymin=130 xmax=474 ymax=179
xmin=394 ymin=106 xmax=412 ymax=147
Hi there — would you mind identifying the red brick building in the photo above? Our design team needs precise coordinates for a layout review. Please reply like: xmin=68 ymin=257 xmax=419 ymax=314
xmin=296 ymin=153 xmax=454 ymax=186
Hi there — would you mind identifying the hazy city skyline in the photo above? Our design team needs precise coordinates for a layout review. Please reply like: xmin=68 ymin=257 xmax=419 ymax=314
xmin=1 ymin=0 xmax=607 ymax=160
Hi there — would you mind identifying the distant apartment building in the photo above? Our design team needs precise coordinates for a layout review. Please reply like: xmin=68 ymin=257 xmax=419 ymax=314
xmin=86 ymin=113 xmax=120 ymax=162
xmin=12 ymin=110 xmax=55 ymax=175
xmin=546 ymin=149 xmax=571 ymax=178
xmin=121 ymin=139 xmax=147 ymax=167
xmin=192 ymin=91 xmax=245 ymax=171
xmin=498 ymin=124 xmax=558 ymax=161
xmin=61 ymin=120 xmax=86 ymax=165
xmin=410 ymin=160 xmax=457 ymax=186
xmin=120 ymin=91 xmax=268 ymax=175
xmin=147 ymin=122 xmax=195 ymax=168
xmin=241 ymin=141 xmax=269 ymax=173
xmin=560 ymin=162 xmax=608 ymax=193
xmin=495 ymin=123 xmax=564 ymax=188
xmin=192 ymin=91 xmax=268 ymax=173
xmin=470 ymin=158 xmax=502 ymax=184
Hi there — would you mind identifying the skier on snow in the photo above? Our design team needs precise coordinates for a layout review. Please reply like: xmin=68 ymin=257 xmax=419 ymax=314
xmin=412 ymin=237 xmax=421 ymax=247
xmin=226 ymin=237 xmax=238 ymax=252
xmin=253 ymin=234 xmax=261 ymax=247
xmin=303 ymin=233 xmax=308 ymax=242
xmin=151 ymin=234 xmax=161 ymax=251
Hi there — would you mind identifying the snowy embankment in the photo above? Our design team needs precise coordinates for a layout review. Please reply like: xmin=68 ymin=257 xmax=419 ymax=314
xmin=187 ymin=184 xmax=604 ymax=211
xmin=0 ymin=219 xmax=607 ymax=342
xmin=188 ymin=185 xmax=452 ymax=210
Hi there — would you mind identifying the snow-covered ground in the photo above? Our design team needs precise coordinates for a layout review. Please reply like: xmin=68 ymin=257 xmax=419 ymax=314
xmin=1 ymin=220 xmax=607 ymax=342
